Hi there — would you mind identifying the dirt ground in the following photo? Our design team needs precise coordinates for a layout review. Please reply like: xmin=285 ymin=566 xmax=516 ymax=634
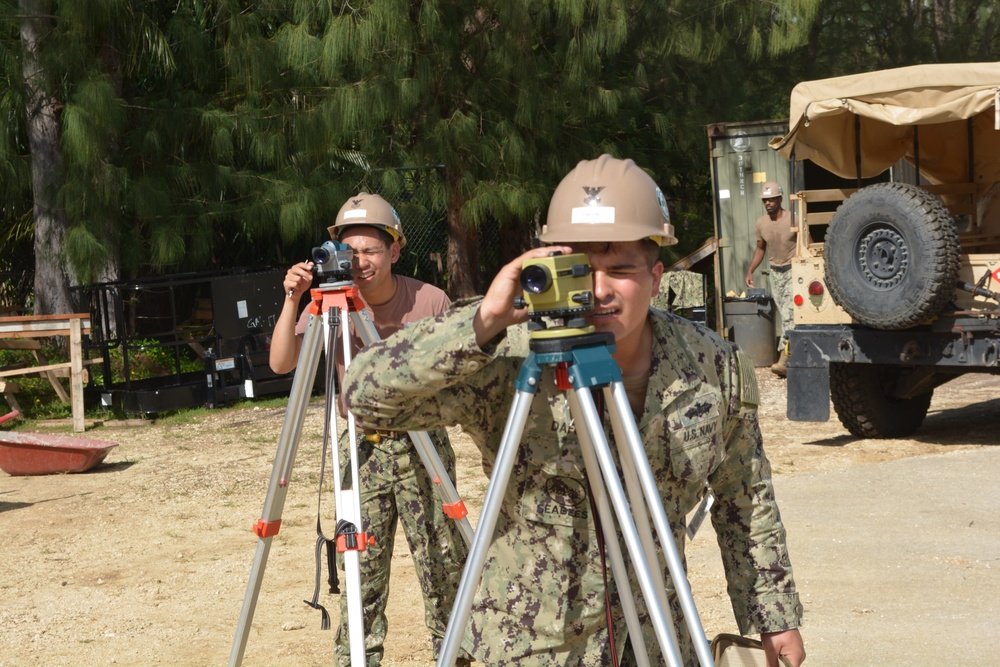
xmin=1 ymin=368 xmax=997 ymax=667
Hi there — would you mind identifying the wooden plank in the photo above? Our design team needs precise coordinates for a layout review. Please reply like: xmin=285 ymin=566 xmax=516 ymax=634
xmin=666 ymin=237 xmax=718 ymax=272
xmin=798 ymin=188 xmax=857 ymax=203
xmin=0 ymin=314 xmax=91 ymax=337
xmin=71 ymin=317 xmax=84 ymax=432
xmin=0 ymin=313 xmax=95 ymax=432
xmin=0 ymin=362 xmax=97 ymax=379
xmin=0 ymin=339 xmax=42 ymax=350
xmin=0 ymin=328 xmax=91 ymax=339
xmin=0 ymin=313 xmax=90 ymax=322
xmin=1 ymin=377 xmax=21 ymax=412
xmin=43 ymin=368 xmax=71 ymax=403
xmin=0 ymin=361 xmax=72 ymax=379
xmin=805 ymin=211 xmax=836 ymax=226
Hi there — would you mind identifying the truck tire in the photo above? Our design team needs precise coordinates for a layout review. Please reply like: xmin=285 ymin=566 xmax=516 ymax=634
xmin=825 ymin=182 xmax=960 ymax=330
xmin=830 ymin=363 xmax=932 ymax=438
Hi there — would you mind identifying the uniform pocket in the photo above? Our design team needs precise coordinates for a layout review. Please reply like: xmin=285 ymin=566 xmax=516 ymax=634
xmin=517 ymin=431 xmax=590 ymax=528
xmin=519 ymin=460 xmax=590 ymax=528
xmin=667 ymin=399 xmax=722 ymax=480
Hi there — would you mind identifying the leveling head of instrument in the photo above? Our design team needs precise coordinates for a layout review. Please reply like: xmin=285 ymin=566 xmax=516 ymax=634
xmin=311 ymin=240 xmax=354 ymax=282
xmin=513 ymin=251 xmax=595 ymax=336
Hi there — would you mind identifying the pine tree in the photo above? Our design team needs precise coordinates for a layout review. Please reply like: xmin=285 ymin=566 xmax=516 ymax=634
xmin=1 ymin=0 xmax=216 ymax=311
xmin=15 ymin=0 xmax=76 ymax=313
xmin=4 ymin=0 xmax=897 ymax=311
xmin=267 ymin=0 xmax=824 ymax=296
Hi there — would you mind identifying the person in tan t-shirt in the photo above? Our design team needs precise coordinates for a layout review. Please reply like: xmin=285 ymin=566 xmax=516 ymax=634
xmin=745 ymin=181 xmax=803 ymax=377
xmin=269 ymin=193 xmax=470 ymax=666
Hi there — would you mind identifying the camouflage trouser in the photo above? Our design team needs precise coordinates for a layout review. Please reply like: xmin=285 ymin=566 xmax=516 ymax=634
xmin=769 ymin=267 xmax=793 ymax=352
xmin=334 ymin=428 xmax=469 ymax=666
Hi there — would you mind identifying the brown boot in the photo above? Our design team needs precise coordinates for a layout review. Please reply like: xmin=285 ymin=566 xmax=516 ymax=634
xmin=770 ymin=349 xmax=788 ymax=378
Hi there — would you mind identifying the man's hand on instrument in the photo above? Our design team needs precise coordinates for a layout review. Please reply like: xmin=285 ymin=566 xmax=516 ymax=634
xmin=473 ymin=246 xmax=572 ymax=346
xmin=284 ymin=262 xmax=314 ymax=300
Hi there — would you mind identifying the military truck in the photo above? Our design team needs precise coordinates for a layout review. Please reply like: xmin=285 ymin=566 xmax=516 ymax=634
xmin=770 ymin=63 xmax=1000 ymax=438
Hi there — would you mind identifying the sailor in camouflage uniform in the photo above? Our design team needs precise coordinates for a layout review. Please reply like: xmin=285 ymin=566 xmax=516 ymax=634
xmin=343 ymin=156 xmax=805 ymax=666
xmin=270 ymin=193 xmax=470 ymax=666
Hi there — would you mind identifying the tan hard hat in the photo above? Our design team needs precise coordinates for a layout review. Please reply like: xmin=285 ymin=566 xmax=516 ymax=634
xmin=760 ymin=181 xmax=783 ymax=198
xmin=327 ymin=192 xmax=407 ymax=248
xmin=540 ymin=154 xmax=677 ymax=246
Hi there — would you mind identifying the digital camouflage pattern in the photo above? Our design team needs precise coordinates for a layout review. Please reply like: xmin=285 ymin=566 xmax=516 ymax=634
xmin=334 ymin=427 xmax=471 ymax=666
xmin=650 ymin=270 xmax=705 ymax=313
xmin=769 ymin=268 xmax=793 ymax=352
xmin=343 ymin=300 xmax=803 ymax=666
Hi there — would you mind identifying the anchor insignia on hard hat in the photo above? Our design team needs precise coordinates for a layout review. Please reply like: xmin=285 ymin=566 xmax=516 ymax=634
xmin=582 ymin=186 xmax=604 ymax=205
xmin=656 ymin=187 xmax=670 ymax=222
xmin=351 ymin=198 xmax=363 ymax=207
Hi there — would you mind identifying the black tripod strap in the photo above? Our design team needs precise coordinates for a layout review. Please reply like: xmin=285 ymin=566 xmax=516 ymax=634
xmin=303 ymin=321 xmax=341 ymax=629
xmin=591 ymin=387 xmax=605 ymax=421
xmin=304 ymin=532 xmax=334 ymax=630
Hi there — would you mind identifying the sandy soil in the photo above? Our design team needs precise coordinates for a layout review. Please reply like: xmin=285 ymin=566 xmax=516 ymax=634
xmin=0 ymin=368 xmax=996 ymax=666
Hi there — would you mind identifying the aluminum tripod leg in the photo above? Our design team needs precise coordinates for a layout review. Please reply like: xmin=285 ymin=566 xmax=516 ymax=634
xmin=605 ymin=382 xmax=714 ymax=667
xmin=567 ymin=386 xmax=685 ymax=667
xmin=436 ymin=390 xmax=534 ymax=666
xmin=330 ymin=303 xmax=366 ymax=666
xmin=229 ymin=311 xmax=326 ymax=667
xmin=349 ymin=308 xmax=474 ymax=547
xmin=568 ymin=389 xmax=652 ymax=667
xmin=408 ymin=430 xmax=474 ymax=545
xmin=436 ymin=331 xmax=712 ymax=667
xmin=229 ymin=286 xmax=368 ymax=667
xmin=437 ymin=383 xmax=679 ymax=667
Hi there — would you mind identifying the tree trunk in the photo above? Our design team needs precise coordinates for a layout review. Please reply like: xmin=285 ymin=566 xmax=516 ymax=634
xmin=498 ymin=219 xmax=535 ymax=267
xmin=20 ymin=0 xmax=77 ymax=315
xmin=445 ymin=169 xmax=479 ymax=298
xmin=94 ymin=41 xmax=122 ymax=288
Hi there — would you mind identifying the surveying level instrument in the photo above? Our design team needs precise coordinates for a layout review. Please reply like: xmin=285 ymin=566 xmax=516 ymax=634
xmin=437 ymin=252 xmax=713 ymax=667
xmin=229 ymin=269 xmax=474 ymax=667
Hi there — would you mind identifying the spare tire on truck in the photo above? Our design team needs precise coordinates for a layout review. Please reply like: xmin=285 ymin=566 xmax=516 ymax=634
xmin=824 ymin=182 xmax=961 ymax=330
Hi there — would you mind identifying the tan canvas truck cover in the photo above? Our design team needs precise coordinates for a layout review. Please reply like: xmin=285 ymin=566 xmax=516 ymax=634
xmin=771 ymin=62 xmax=1000 ymax=439
xmin=769 ymin=62 xmax=1000 ymax=186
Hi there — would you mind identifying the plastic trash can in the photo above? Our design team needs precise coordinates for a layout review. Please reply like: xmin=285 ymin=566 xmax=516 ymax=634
xmin=723 ymin=290 xmax=777 ymax=367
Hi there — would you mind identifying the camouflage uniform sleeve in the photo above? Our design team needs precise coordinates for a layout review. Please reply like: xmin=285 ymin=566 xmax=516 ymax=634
xmin=708 ymin=344 xmax=803 ymax=635
xmin=342 ymin=298 xmax=517 ymax=446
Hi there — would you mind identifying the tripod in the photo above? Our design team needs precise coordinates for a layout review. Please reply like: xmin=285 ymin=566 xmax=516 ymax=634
xmin=436 ymin=324 xmax=714 ymax=667
xmin=229 ymin=279 xmax=474 ymax=667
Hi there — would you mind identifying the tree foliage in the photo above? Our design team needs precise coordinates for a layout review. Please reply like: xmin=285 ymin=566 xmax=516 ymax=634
xmin=3 ymin=0 xmax=1000 ymax=309
xmin=260 ymin=0 xmax=818 ymax=295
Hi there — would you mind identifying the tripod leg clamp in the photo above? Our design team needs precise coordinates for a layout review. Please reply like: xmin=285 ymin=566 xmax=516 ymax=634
xmin=253 ymin=519 xmax=281 ymax=538
xmin=335 ymin=520 xmax=374 ymax=552
xmin=442 ymin=500 xmax=469 ymax=520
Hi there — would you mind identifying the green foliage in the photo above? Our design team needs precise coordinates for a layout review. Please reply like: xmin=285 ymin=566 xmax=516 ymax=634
xmin=5 ymin=0 xmax=1000 ymax=306
xmin=0 ymin=335 xmax=205 ymax=421
xmin=0 ymin=343 xmax=72 ymax=420
xmin=89 ymin=338 xmax=202 ymax=386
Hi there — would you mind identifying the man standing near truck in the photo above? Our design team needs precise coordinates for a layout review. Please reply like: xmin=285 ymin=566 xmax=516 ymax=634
xmin=746 ymin=181 xmax=798 ymax=377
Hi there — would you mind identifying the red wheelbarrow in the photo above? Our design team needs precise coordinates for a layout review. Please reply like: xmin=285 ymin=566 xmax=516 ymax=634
xmin=0 ymin=420 xmax=118 ymax=476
